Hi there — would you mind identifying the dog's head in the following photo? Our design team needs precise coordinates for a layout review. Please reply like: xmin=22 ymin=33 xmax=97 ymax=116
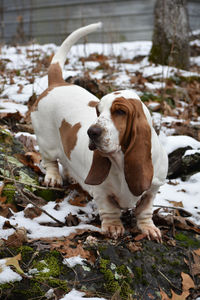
xmin=85 ymin=92 xmax=153 ymax=196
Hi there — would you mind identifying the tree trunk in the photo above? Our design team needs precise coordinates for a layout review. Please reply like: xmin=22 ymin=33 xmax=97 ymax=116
xmin=149 ymin=0 xmax=190 ymax=70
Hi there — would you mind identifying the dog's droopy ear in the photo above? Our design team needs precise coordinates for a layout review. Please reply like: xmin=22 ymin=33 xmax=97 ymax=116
xmin=85 ymin=150 xmax=111 ymax=185
xmin=123 ymin=99 xmax=153 ymax=196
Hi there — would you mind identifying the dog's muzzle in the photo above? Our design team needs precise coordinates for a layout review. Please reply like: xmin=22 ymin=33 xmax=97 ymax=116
xmin=87 ymin=125 xmax=102 ymax=151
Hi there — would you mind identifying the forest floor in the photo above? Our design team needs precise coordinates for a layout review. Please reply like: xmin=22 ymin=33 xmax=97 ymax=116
xmin=0 ymin=32 xmax=200 ymax=299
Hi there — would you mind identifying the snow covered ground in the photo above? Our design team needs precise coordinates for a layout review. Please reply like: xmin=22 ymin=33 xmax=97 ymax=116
xmin=0 ymin=37 xmax=200 ymax=298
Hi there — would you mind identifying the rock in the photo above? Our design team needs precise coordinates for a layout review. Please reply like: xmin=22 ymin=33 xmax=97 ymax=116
xmin=168 ymin=146 xmax=200 ymax=179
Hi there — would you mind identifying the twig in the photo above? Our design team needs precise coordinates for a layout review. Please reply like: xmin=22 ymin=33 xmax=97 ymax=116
xmin=158 ymin=269 xmax=182 ymax=292
xmin=0 ymin=174 xmax=65 ymax=192
xmin=153 ymin=204 xmax=189 ymax=212
xmin=17 ymin=188 xmax=65 ymax=226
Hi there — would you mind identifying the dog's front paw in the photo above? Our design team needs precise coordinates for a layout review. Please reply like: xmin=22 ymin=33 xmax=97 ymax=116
xmin=137 ymin=223 xmax=162 ymax=243
xmin=102 ymin=220 xmax=125 ymax=239
xmin=44 ymin=172 xmax=63 ymax=187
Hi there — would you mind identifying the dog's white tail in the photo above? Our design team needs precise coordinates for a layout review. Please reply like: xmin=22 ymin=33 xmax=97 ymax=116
xmin=51 ymin=22 xmax=102 ymax=71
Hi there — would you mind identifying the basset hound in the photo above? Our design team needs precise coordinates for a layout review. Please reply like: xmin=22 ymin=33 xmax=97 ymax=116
xmin=31 ymin=23 xmax=168 ymax=241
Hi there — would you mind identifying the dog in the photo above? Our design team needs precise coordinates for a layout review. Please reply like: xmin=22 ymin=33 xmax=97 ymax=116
xmin=31 ymin=23 xmax=168 ymax=241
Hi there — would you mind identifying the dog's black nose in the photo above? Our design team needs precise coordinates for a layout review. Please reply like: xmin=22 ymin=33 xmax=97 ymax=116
xmin=87 ymin=126 xmax=102 ymax=140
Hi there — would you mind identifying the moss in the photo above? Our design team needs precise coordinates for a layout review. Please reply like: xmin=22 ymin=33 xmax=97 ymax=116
xmin=134 ymin=266 xmax=143 ymax=281
xmin=0 ymin=128 xmax=13 ymax=144
xmin=175 ymin=233 xmax=200 ymax=248
xmin=35 ymin=188 xmax=64 ymax=202
xmin=2 ymin=183 xmax=16 ymax=203
xmin=99 ymin=259 xmax=133 ymax=299
xmin=33 ymin=254 xmax=60 ymax=278
xmin=47 ymin=278 xmax=68 ymax=292
xmin=140 ymin=92 xmax=161 ymax=103
xmin=17 ymin=245 xmax=34 ymax=262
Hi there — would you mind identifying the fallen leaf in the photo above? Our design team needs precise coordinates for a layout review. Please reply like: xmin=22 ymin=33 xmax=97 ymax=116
xmin=160 ymin=272 xmax=195 ymax=300
xmin=0 ymin=183 xmax=6 ymax=203
xmin=127 ymin=242 xmax=142 ymax=252
xmin=185 ymin=251 xmax=200 ymax=276
xmin=3 ymin=220 xmax=15 ymax=229
xmin=134 ymin=233 xmax=147 ymax=241
xmin=1 ymin=253 xmax=24 ymax=274
xmin=24 ymin=206 xmax=42 ymax=219
xmin=181 ymin=272 xmax=195 ymax=291
xmin=194 ymin=248 xmax=200 ymax=256
xmin=168 ymin=201 xmax=183 ymax=208
xmin=15 ymin=152 xmax=42 ymax=174
xmin=16 ymin=134 xmax=37 ymax=152
xmin=65 ymin=213 xmax=80 ymax=226
xmin=160 ymin=289 xmax=170 ymax=300
xmin=5 ymin=227 xmax=27 ymax=247
xmin=0 ymin=205 xmax=14 ymax=218
xmin=69 ymin=194 xmax=87 ymax=207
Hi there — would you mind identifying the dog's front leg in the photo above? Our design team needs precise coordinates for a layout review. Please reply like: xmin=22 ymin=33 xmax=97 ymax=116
xmin=43 ymin=159 xmax=63 ymax=187
xmin=135 ymin=191 xmax=162 ymax=242
xmin=94 ymin=190 xmax=124 ymax=239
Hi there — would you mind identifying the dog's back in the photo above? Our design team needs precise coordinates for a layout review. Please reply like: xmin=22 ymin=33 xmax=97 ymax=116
xmin=31 ymin=23 xmax=101 ymax=187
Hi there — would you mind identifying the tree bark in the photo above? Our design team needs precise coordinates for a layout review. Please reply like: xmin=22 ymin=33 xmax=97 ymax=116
xmin=149 ymin=0 xmax=190 ymax=70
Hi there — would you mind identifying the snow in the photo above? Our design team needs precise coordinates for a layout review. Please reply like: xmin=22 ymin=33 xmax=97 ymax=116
xmin=63 ymin=255 xmax=86 ymax=268
xmin=0 ymin=37 xmax=200 ymax=297
xmin=0 ymin=100 xmax=28 ymax=114
xmin=161 ymin=135 xmax=200 ymax=155
xmin=0 ymin=259 xmax=22 ymax=284
xmin=0 ymin=197 xmax=100 ymax=240
xmin=60 ymin=289 xmax=106 ymax=300
xmin=155 ymin=173 xmax=200 ymax=224
xmin=184 ymin=149 xmax=200 ymax=156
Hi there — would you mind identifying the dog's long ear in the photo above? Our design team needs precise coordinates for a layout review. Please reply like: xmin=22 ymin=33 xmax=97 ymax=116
xmin=85 ymin=150 xmax=111 ymax=185
xmin=123 ymin=100 xmax=153 ymax=196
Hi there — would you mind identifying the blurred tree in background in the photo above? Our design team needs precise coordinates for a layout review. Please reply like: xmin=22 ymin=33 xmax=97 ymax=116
xmin=149 ymin=0 xmax=190 ymax=70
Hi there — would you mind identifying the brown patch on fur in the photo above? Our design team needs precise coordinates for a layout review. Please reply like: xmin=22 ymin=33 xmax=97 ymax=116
xmin=111 ymin=97 xmax=153 ymax=196
xmin=107 ymin=194 xmax=121 ymax=209
xmin=59 ymin=119 xmax=81 ymax=159
xmin=85 ymin=150 xmax=111 ymax=185
xmin=48 ymin=62 xmax=66 ymax=86
xmin=114 ymin=92 xmax=121 ymax=95
xmin=26 ymin=63 xmax=72 ymax=122
xmin=88 ymin=101 xmax=99 ymax=107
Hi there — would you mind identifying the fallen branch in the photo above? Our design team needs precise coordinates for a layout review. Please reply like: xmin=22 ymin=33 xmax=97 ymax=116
xmin=0 ymin=174 xmax=65 ymax=192
xmin=17 ymin=188 xmax=65 ymax=226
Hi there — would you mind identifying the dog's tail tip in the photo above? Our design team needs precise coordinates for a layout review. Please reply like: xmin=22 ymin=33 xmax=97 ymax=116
xmin=96 ymin=21 xmax=103 ymax=29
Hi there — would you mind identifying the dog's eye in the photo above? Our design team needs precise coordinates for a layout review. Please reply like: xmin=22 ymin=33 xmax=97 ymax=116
xmin=114 ymin=109 xmax=126 ymax=116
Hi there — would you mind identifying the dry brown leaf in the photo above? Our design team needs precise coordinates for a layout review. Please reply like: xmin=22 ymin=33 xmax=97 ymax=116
xmin=185 ymin=251 xmax=200 ymax=276
xmin=16 ymin=134 xmax=37 ymax=152
xmin=194 ymin=248 xmax=200 ymax=256
xmin=0 ymin=205 xmax=14 ymax=218
xmin=127 ymin=242 xmax=142 ymax=252
xmin=17 ymin=84 xmax=23 ymax=94
xmin=168 ymin=201 xmax=183 ymax=208
xmin=69 ymin=194 xmax=87 ymax=207
xmin=0 ymin=111 xmax=22 ymax=120
xmin=15 ymin=152 xmax=42 ymax=174
xmin=50 ymin=230 xmax=96 ymax=264
xmin=24 ymin=206 xmax=42 ymax=219
xmin=160 ymin=272 xmax=195 ymax=300
xmin=160 ymin=289 xmax=170 ymax=300
xmin=134 ymin=233 xmax=147 ymax=241
xmin=5 ymin=227 xmax=27 ymax=247
xmin=0 ymin=183 xmax=7 ymax=203
xmin=65 ymin=213 xmax=80 ymax=226
xmin=4 ymin=253 xmax=24 ymax=274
